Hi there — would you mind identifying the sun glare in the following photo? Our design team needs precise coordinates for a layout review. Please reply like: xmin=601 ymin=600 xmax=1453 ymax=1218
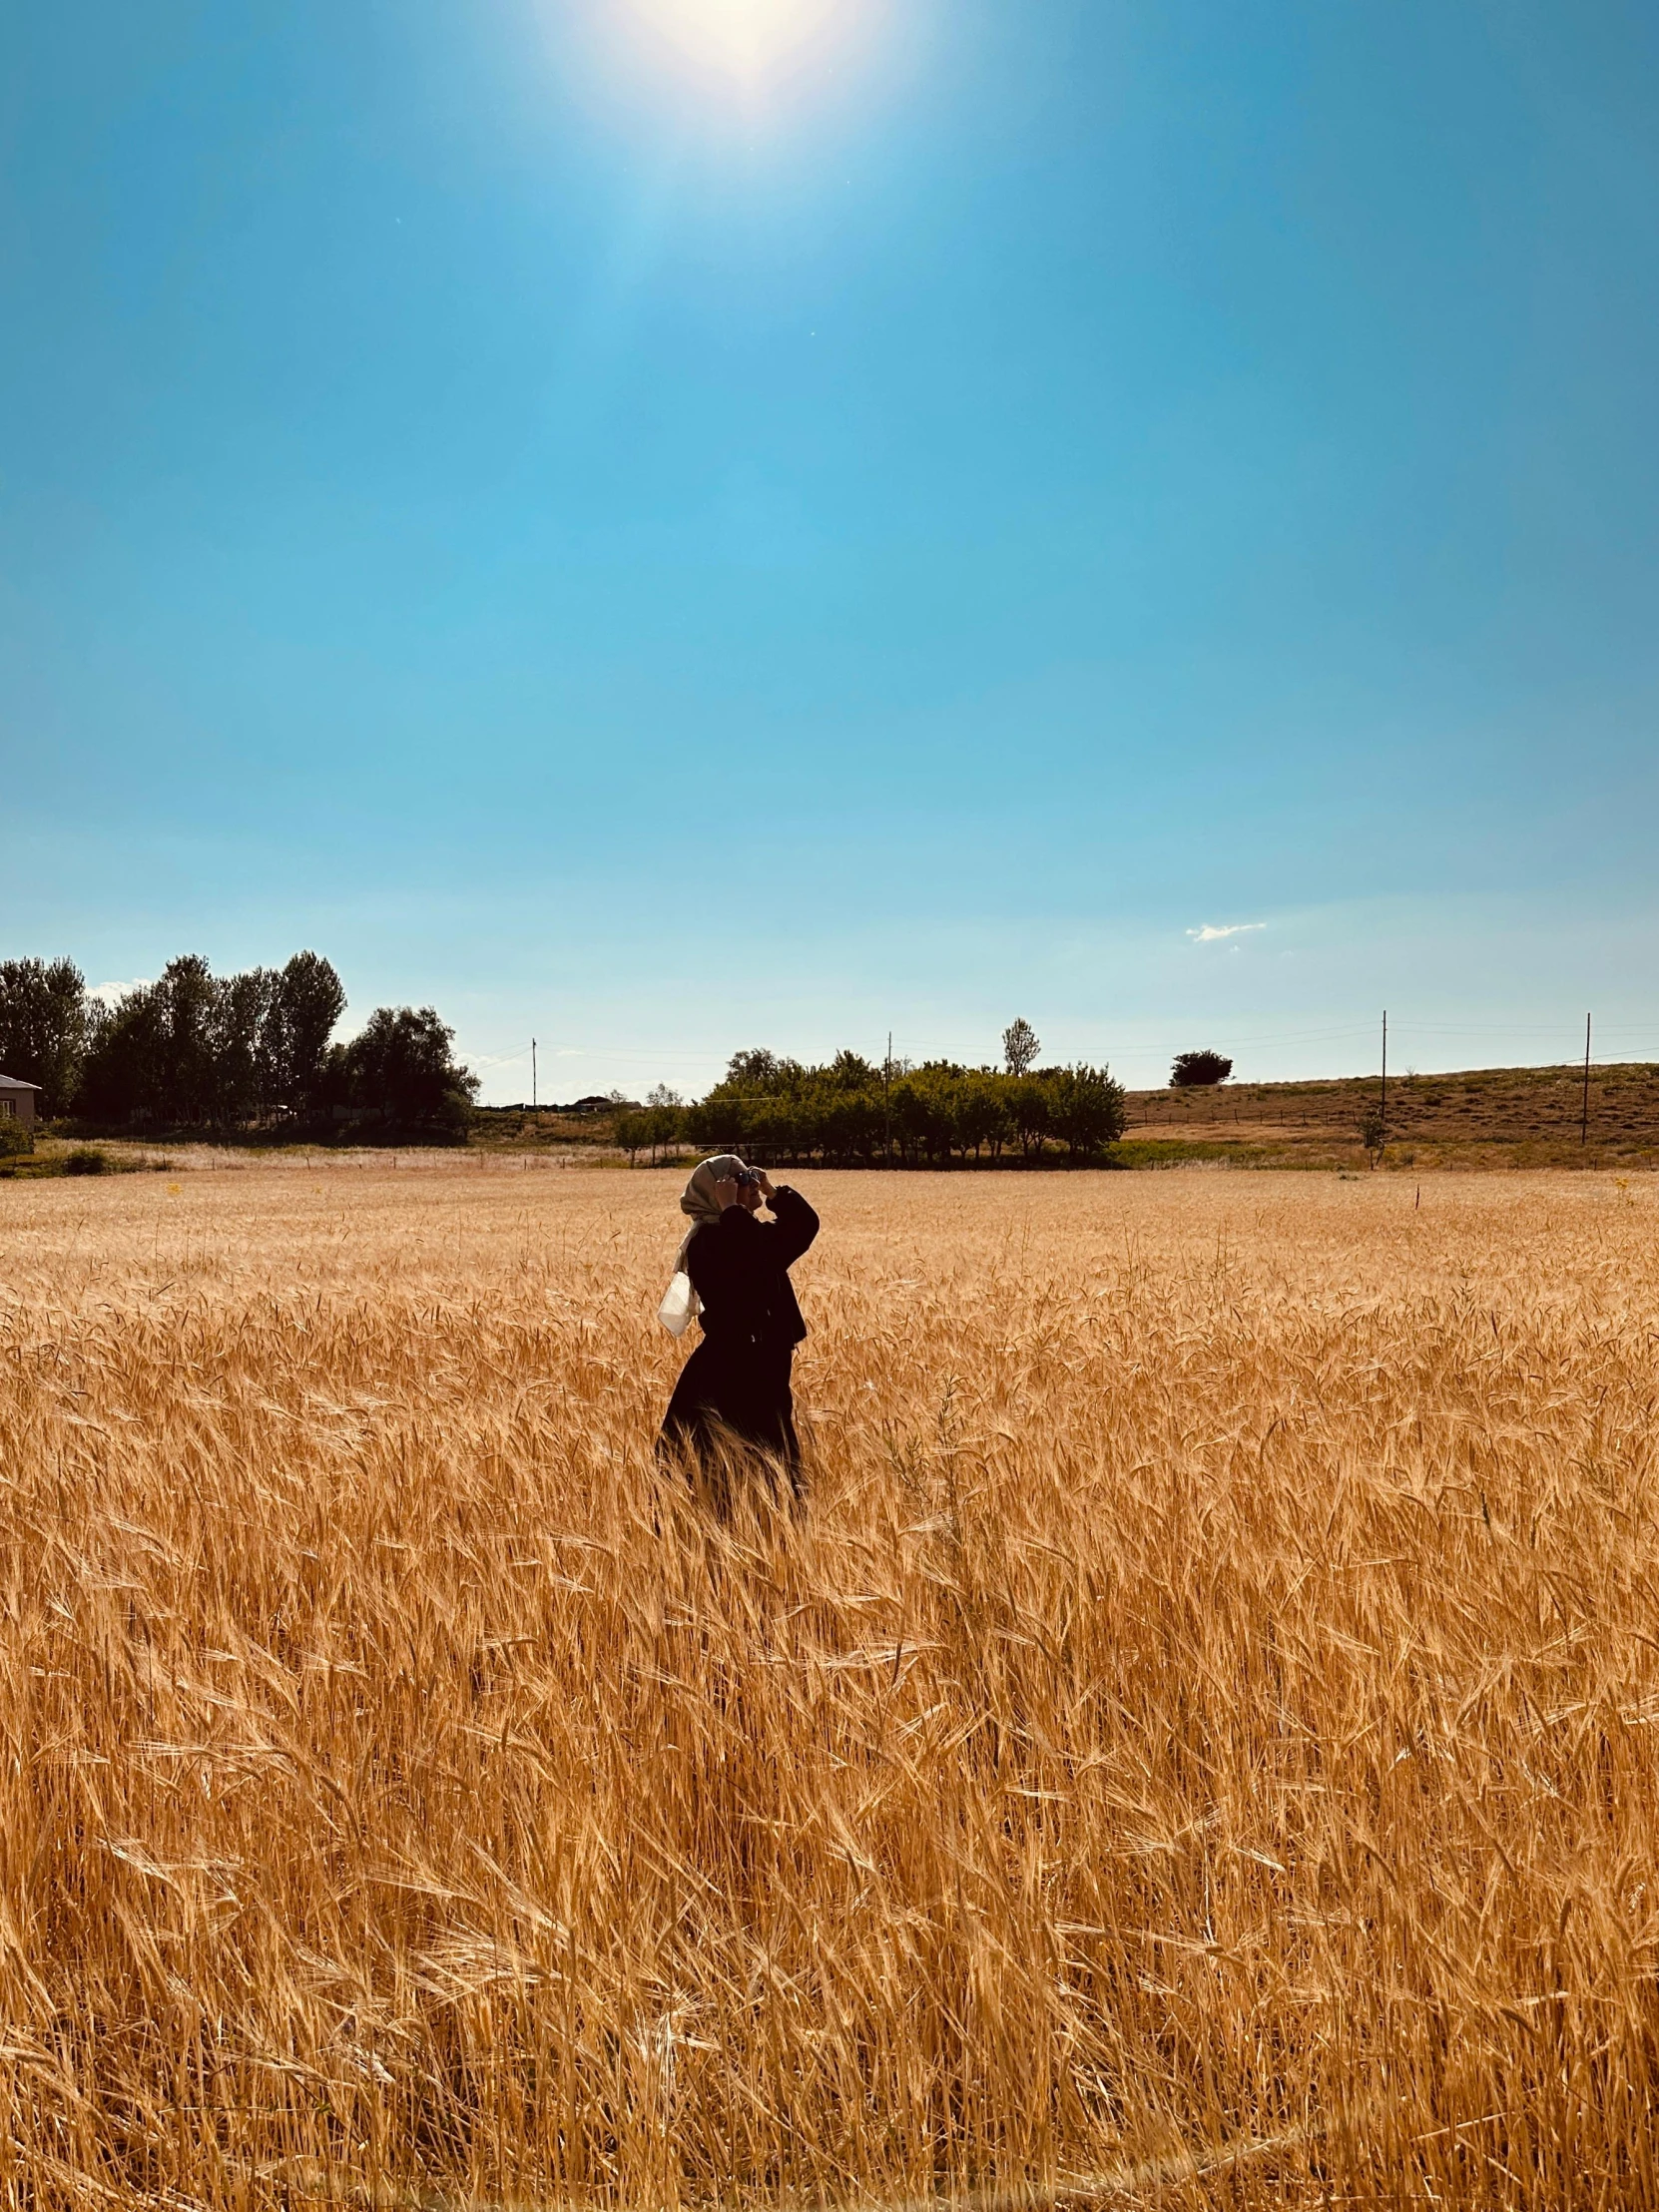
xmin=619 ymin=0 xmax=859 ymax=94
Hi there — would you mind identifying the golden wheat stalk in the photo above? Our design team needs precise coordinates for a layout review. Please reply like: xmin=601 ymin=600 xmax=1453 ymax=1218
xmin=1 ymin=1162 xmax=1655 ymax=2208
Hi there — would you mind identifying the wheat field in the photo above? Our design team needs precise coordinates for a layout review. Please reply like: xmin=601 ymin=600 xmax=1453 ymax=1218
xmin=3 ymin=1163 xmax=1659 ymax=2208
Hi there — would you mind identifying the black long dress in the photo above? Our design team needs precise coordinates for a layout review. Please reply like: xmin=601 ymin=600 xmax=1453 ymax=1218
xmin=660 ymin=1186 xmax=820 ymax=1493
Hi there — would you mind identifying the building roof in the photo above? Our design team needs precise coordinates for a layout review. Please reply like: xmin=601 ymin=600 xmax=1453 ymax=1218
xmin=0 ymin=1073 xmax=41 ymax=1091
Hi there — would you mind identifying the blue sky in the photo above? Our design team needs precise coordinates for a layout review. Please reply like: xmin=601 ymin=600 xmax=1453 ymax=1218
xmin=4 ymin=0 xmax=1657 ymax=1101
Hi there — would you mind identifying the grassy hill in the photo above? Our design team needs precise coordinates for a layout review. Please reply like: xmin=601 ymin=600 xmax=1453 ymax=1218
xmin=467 ymin=1063 xmax=1659 ymax=1172
xmin=469 ymin=1105 xmax=627 ymax=1154
xmin=1121 ymin=1059 xmax=1659 ymax=1169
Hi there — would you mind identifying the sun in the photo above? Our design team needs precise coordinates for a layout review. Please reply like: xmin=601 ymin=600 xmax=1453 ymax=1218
xmin=619 ymin=0 xmax=856 ymax=92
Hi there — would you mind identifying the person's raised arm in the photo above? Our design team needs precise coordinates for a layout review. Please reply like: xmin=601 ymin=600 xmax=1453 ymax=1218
xmin=758 ymin=1176 xmax=819 ymax=1267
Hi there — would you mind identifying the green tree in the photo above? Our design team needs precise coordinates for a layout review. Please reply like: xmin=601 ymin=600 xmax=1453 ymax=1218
xmin=643 ymin=1088 xmax=687 ymax=1160
xmin=817 ymin=1086 xmax=882 ymax=1164
xmin=1171 ymin=1049 xmax=1233 ymax=1087
xmin=720 ymin=1048 xmax=801 ymax=1095
xmin=686 ymin=1088 xmax=749 ymax=1152
xmin=650 ymin=1105 xmax=688 ymax=1157
xmin=78 ymin=989 xmax=163 ymax=1124
xmin=690 ymin=1050 xmax=806 ymax=1153
xmin=925 ymin=1064 xmax=972 ymax=1164
xmin=156 ymin=955 xmax=222 ymax=1123
xmin=826 ymin=1049 xmax=878 ymax=1091
xmin=267 ymin=952 xmax=346 ymax=1117
xmin=0 ymin=957 xmax=89 ymax=1116
xmin=213 ymin=965 xmax=281 ymax=1125
xmin=885 ymin=1065 xmax=960 ymax=1166
xmin=955 ymin=1071 xmax=1012 ymax=1160
xmin=1044 ymin=1063 xmax=1127 ymax=1159
xmin=342 ymin=1007 xmax=479 ymax=1138
xmin=1007 ymin=1075 xmax=1050 ymax=1158
xmin=1002 ymin=1016 xmax=1041 ymax=1077
xmin=79 ymin=956 xmax=222 ymax=1125
xmin=656 ymin=1043 xmax=1125 ymax=1172
xmin=615 ymin=1109 xmax=651 ymax=1164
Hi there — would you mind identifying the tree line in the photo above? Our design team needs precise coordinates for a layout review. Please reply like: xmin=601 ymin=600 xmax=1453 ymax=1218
xmin=616 ymin=1036 xmax=1127 ymax=1168
xmin=0 ymin=955 xmax=477 ymax=1137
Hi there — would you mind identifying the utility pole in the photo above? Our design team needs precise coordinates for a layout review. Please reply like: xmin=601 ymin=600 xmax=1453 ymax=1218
xmin=1381 ymin=1010 xmax=1387 ymax=1142
xmin=1581 ymin=1012 xmax=1591 ymax=1145
xmin=884 ymin=1031 xmax=892 ymax=1167
xmin=531 ymin=1038 xmax=537 ymax=1112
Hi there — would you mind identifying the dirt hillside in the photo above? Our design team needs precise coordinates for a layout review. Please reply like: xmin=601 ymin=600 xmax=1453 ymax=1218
xmin=1122 ymin=1058 xmax=1659 ymax=1168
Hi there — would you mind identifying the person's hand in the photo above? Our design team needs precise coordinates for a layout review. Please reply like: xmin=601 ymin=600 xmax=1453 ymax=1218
xmin=755 ymin=1172 xmax=776 ymax=1203
xmin=714 ymin=1177 xmax=742 ymax=1210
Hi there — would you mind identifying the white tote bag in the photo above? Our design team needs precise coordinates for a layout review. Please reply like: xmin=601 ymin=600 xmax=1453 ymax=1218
xmin=658 ymin=1270 xmax=700 ymax=1337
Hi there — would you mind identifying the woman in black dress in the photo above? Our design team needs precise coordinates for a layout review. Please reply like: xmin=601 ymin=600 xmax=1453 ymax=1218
xmin=659 ymin=1154 xmax=820 ymax=1505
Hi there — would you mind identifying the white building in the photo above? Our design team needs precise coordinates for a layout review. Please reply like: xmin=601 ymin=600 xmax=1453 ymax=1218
xmin=0 ymin=1075 xmax=41 ymax=1129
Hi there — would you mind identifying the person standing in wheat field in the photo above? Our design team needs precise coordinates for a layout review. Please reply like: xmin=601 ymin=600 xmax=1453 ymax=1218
xmin=658 ymin=1154 xmax=820 ymax=1508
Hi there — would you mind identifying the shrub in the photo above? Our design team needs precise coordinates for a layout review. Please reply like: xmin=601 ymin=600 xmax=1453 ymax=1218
xmin=63 ymin=1148 xmax=109 ymax=1176
xmin=0 ymin=1120 xmax=32 ymax=1160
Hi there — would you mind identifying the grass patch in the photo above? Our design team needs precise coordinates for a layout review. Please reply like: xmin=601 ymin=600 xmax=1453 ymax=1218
xmin=1110 ymin=1137 xmax=1291 ymax=1169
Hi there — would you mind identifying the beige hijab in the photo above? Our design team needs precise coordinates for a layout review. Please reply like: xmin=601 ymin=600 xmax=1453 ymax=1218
xmin=674 ymin=1153 xmax=748 ymax=1271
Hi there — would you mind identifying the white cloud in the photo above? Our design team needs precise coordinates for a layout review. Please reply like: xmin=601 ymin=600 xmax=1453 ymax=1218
xmin=88 ymin=978 xmax=152 ymax=1006
xmin=1186 ymin=922 xmax=1266 ymax=943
